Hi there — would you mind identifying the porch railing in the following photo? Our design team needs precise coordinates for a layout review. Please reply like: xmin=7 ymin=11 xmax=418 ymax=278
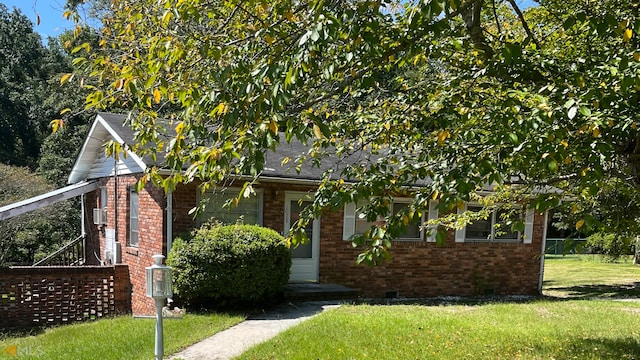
xmin=33 ymin=234 xmax=84 ymax=266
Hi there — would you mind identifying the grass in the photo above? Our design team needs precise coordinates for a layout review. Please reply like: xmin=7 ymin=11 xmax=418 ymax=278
xmin=543 ymin=254 xmax=640 ymax=298
xmin=237 ymin=254 xmax=640 ymax=360
xmin=238 ymin=301 xmax=640 ymax=359
xmin=0 ymin=312 xmax=245 ymax=360
xmin=3 ymin=255 xmax=639 ymax=359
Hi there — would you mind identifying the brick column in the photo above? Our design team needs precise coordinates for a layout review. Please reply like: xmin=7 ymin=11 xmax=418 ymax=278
xmin=113 ymin=264 xmax=132 ymax=314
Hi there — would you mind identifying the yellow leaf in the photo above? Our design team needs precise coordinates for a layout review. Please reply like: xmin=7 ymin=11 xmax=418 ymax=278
xmin=284 ymin=10 xmax=294 ymax=21
xmin=384 ymin=122 xmax=390 ymax=130
xmin=175 ymin=122 xmax=184 ymax=134
xmin=634 ymin=52 xmax=640 ymax=62
xmin=313 ymin=124 xmax=323 ymax=139
xmin=281 ymin=156 xmax=290 ymax=166
xmin=592 ymin=126 xmax=600 ymax=138
xmin=437 ymin=130 xmax=450 ymax=146
xmin=63 ymin=10 xmax=72 ymax=19
xmin=623 ymin=28 xmax=633 ymax=42
xmin=60 ymin=108 xmax=71 ymax=115
xmin=49 ymin=119 xmax=64 ymax=133
xmin=60 ymin=73 xmax=73 ymax=85
xmin=153 ymin=88 xmax=161 ymax=104
xmin=268 ymin=121 xmax=278 ymax=134
xmin=576 ymin=219 xmax=585 ymax=230
xmin=560 ymin=140 xmax=568 ymax=148
xmin=265 ymin=34 xmax=275 ymax=45
xmin=214 ymin=102 xmax=227 ymax=116
xmin=115 ymin=78 xmax=123 ymax=90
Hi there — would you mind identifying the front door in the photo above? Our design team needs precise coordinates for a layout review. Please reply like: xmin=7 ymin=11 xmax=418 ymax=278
xmin=284 ymin=192 xmax=320 ymax=282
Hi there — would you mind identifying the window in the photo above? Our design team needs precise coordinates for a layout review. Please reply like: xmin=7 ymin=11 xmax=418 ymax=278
xmin=343 ymin=199 xmax=439 ymax=241
xmin=129 ymin=187 xmax=139 ymax=247
xmin=198 ymin=188 xmax=263 ymax=226
xmin=456 ymin=204 xmax=534 ymax=243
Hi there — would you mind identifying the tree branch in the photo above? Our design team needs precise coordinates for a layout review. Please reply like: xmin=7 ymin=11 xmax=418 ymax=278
xmin=506 ymin=0 xmax=541 ymax=48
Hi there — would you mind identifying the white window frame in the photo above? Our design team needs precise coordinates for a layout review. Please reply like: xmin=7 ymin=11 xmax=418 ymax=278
xmin=129 ymin=187 xmax=139 ymax=247
xmin=197 ymin=187 xmax=264 ymax=226
xmin=343 ymin=198 xmax=439 ymax=242
xmin=455 ymin=203 xmax=534 ymax=244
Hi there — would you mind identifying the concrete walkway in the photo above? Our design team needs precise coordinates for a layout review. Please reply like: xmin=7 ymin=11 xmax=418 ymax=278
xmin=169 ymin=301 xmax=342 ymax=360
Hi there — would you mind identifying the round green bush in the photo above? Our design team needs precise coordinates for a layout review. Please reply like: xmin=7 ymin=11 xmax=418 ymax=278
xmin=167 ymin=224 xmax=291 ymax=308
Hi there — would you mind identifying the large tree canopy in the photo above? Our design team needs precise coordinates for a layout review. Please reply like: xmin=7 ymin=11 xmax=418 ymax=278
xmin=69 ymin=0 xmax=640 ymax=263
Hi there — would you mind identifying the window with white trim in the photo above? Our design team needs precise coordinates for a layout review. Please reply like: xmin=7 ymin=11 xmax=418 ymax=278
xmin=455 ymin=204 xmax=534 ymax=243
xmin=343 ymin=199 xmax=439 ymax=241
xmin=198 ymin=188 xmax=263 ymax=226
xmin=129 ymin=187 xmax=139 ymax=247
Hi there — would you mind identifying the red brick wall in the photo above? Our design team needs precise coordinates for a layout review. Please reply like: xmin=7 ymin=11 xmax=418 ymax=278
xmin=317 ymin=208 xmax=543 ymax=297
xmin=262 ymin=182 xmax=542 ymax=297
xmin=172 ymin=181 xmax=543 ymax=298
xmin=0 ymin=265 xmax=131 ymax=329
xmin=89 ymin=175 xmax=167 ymax=315
xmin=97 ymin=178 xmax=543 ymax=312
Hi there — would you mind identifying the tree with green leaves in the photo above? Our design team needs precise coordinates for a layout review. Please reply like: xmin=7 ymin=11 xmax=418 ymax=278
xmin=0 ymin=164 xmax=79 ymax=266
xmin=68 ymin=0 xmax=640 ymax=264
xmin=0 ymin=4 xmax=91 ymax=170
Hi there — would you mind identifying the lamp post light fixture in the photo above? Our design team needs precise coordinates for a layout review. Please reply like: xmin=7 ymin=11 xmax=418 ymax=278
xmin=146 ymin=254 xmax=173 ymax=360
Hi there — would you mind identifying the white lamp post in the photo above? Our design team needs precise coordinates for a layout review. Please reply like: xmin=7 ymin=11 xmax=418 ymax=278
xmin=146 ymin=254 xmax=173 ymax=360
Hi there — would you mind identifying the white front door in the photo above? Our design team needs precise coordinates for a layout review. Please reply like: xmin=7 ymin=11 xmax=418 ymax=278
xmin=284 ymin=192 xmax=320 ymax=282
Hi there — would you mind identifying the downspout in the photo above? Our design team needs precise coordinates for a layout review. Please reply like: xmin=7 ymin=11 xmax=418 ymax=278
xmin=166 ymin=189 xmax=173 ymax=256
xmin=538 ymin=210 xmax=549 ymax=294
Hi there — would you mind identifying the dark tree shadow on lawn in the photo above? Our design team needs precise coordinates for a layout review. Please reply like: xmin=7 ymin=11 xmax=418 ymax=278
xmin=544 ymin=282 xmax=640 ymax=299
xmin=534 ymin=336 xmax=640 ymax=360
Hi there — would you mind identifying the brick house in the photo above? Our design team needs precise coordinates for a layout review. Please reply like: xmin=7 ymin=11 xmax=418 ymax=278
xmin=70 ymin=113 xmax=547 ymax=315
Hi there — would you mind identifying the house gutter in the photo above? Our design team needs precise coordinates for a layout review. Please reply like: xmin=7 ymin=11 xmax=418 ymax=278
xmin=166 ymin=189 xmax=173 ymax=256
xmin=538 ymin=210 xmax=549 ymax=294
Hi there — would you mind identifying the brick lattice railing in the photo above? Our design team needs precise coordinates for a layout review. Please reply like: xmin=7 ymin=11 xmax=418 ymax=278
xmin=0 ymin=265 xmax=131 ymax=329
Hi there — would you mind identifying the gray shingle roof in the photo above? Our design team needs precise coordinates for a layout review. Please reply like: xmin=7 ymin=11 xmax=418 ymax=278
xmin=97 ymin=112 xmax=356 ymax=182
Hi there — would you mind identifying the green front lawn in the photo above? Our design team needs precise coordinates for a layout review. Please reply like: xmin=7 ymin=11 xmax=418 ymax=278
xmin=0 ymin=313 xmax=244 ymax=360
xmin=238 ymin=301 xmax=640 ymax=360
xmin=237 ymin=255 xmax=640 ymax=360
xmin=543 ymin=255 xmax=640 ymax=298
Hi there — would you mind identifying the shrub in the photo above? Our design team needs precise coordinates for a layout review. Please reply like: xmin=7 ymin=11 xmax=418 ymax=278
xmin=167 ymin=223 xmax=291 ymax=309
xmin=586 ymin=232 xmax=634 ymax=261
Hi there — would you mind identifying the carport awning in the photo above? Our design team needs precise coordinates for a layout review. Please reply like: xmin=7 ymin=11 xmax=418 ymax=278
xmin=0 ymin=180 xmax=98 ymax=221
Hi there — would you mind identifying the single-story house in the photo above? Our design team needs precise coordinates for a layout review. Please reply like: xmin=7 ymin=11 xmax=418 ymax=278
xmin=70 ymin=113 xmax=547 ymax=315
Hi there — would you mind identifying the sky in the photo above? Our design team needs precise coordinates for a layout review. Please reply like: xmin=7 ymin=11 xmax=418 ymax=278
xmin=2 ymin=0 xmax=539 ymax=42
xmin=1 ymin=0 xmax=74 ymax=40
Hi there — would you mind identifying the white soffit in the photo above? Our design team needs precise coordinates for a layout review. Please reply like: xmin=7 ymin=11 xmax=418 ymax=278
xmin=68 ymin=114 xmax=147 ymax=184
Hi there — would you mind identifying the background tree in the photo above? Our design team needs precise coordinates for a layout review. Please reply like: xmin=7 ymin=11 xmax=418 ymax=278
xmin=0 ymin=4 xmax=51 ymax=167
xmin=0 ymin=164 xmax=79 ymax=266
xmin=70 ymin=0 xmax=640 ymax=263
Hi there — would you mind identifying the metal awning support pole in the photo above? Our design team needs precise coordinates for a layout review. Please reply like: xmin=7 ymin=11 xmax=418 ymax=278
xmin=81 ymin=193 xmax=86 ymax=263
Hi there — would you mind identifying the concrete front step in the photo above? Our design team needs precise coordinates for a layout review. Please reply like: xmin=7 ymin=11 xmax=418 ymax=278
xmin=284 ymin=283 xmax=359 ymax=302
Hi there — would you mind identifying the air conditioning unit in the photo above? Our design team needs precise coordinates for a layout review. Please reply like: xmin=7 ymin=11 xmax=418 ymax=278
xmin=93 ymin=208 xmax=107 ymax=225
